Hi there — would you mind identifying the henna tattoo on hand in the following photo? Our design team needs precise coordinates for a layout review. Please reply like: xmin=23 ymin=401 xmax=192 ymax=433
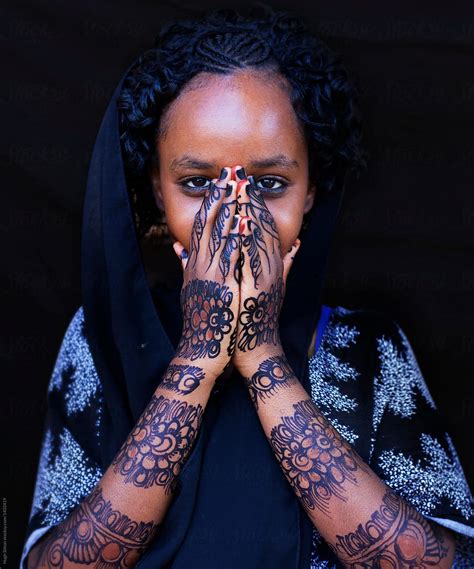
xmin=238 ymin=180 xmax=280 ymax=288
xmin=237 ymin=277 xmax=283 ymax=351
xmin=241 ymin=224 xmax=265 ymax=288
xmin=269 ymin=398 xmax=368 ymax=517
xmin=245 ymin=354 xmax=296 ymax=410
xmin=189 ymin=182 xmax=222 ymax=268
xmin=207 ymin=189 xmax=236 ymax=273
xmin=34 ymin=485 xmax=159 ymax=568
xmin=112 ymin=395 xmax=204 ymax=492
xmin=244 ymin=180 xmax=280 ymax=249
xmin=219 ymin=224 xmax=240 ymax=283
xmin=329 ymin=488 xmax=449 ymax=568
xmin=227 ymin=327 xmax=237 ymax=357
xmin=160 ymin=364 xmax=206 ymax=395
xmin=177 ymin=278 xmax=234 ymax=360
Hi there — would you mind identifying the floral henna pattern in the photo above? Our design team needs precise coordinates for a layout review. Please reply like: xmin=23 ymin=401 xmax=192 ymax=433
xmin=329 ymin=488 xmax=449 ymax=567
xmin=269 ymin=398 xmax=368 ymax=517
xmin=35 ymin=485 xmax=159 ymax=568
xmin=112 ymin=395 xmax=204 ymax=492
xmin=245 ymin=354 xmax=296 ymax=410
xmin=177 ymin=278 xmax=234 ymax=360
xmin=238 ymin=277 xmax=283 ymax=351
xmin=160 ymin=364 xmax=206 ymax=395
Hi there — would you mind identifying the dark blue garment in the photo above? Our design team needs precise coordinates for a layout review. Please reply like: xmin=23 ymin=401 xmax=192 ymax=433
xmin=76 ymin=57 xmax=346 ymax=568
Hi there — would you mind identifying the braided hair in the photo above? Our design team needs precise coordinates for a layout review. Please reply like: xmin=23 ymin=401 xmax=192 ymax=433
xmin=117 ymin=5 xmax=368 ymax=241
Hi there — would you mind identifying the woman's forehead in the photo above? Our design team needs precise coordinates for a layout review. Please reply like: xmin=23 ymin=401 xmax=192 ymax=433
xmin=162 ymin=71 xmax=302 ymax=137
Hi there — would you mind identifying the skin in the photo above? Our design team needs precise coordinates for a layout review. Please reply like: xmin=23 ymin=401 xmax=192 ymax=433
xmin=149 ymin=68 xmax=316 ymax=258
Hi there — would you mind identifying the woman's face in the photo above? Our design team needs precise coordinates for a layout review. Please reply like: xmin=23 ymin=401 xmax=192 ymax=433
xmin=150 ymin=69 xmax=316 ymax=256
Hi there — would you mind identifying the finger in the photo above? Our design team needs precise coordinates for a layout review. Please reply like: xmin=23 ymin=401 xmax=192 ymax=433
xmin=247 ymin=175 xmax=280 ymax=255
xmin=238 ymin=179 xmax=270 ymax=276
xmin=189 ymin=167 xmax=231 ymax=266
xmin=239 ymin=214 xmax=263 ymax=290
xmin=227 ymin=213 xmax=242 ymax=285
xmin=207 ymin=179 xmax=238 ymax=274
xmin=172 ymin=240 xmax=189 ymax=271
xmin=203 ymin=167 xmax=233 ymax=238
xmin=232 ymin=164 xmax=246 ymax=181
xmin=282 ymin=238 xmax=301 ymax=284
xmin=210 ymin=181 xmax=241 ymax=282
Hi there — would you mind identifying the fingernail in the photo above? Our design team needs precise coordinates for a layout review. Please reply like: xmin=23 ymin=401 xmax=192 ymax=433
xmin=239 ymin=216 xmax=250 ymax=234
xmin=236 ymin=167 xmax=247 ymax=180
xmin=247 ymin=176 xmax=260 ymax=193
xmin=180 ymin=249 xmax=188 ymax=260
xmin=225 ymin=184 xmax=232 ymax=197
xmin=231 ymin=216 xmax=239 ymax=230
xmin=219 ymin=167 xmax=228 ymax=181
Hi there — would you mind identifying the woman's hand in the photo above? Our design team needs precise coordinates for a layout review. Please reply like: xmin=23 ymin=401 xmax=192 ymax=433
xmin=232 ymin=168 xmax=301 ymax=378
xmin=172 ymin=167 xmax=241 ymax=380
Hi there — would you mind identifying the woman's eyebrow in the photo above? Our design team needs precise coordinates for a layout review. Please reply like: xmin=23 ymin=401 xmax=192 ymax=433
xmin=169 ymin=154 xmax=299 ymax=171
xmin=170 ymin=156 xmax=214 ymax=171
xmin=249 ymin=155 xmax=299 ymax=169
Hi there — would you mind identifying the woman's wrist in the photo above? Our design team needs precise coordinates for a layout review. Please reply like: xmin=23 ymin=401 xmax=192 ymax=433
xmin=164 ymin=355 xmax=223 ymax=393
xmin=234 ymin=343 xmax=284 ymax=379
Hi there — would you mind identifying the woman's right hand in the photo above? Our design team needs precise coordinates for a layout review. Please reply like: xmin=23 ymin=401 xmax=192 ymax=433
xmin=172 ymin=166 xmax=241 ymax=380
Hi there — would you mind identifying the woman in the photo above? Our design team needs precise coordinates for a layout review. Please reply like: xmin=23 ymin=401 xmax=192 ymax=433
xmin=22 ymin=6 xmax=474 ymax=568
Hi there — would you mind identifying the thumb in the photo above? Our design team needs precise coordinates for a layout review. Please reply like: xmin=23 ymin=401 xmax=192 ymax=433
xmin=172 ymin=240 xmax=189 ymax=271
xmin=282 ymin=238 xmax=301 ymax=284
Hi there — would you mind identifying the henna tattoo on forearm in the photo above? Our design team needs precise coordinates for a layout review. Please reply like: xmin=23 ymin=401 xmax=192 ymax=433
xmin=269 ymin=398 xmax=369 ymax=517
xmin=34 ymin=485 xmax=159 ymax=568
xmin=160 ymin=364 xmax=206 ymax=395
xmin=245 ymin=353 xmax=296 ymax=410
xmin=112 ymin=395 xmax=204 ymax=492
xmin=176 ymin=278 xmax=234 ymax=360
xmin=237 ymin=277 xmax=283 ymax=351
xmin=329 ymin=488 xmax=449 ymax=568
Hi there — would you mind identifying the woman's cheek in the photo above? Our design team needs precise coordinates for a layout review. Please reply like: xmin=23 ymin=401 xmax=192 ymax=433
xmin=170 ymin=214 xmax=195 ymax=251
xmin=267 ymin=200 xmax=301 ymax=256
xmin=162 ymin=194 xmax=196 ymax=250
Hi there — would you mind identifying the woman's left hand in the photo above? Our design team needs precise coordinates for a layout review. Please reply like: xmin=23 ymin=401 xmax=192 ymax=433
xmin=231 ymin=168 xmax=301 ymax=378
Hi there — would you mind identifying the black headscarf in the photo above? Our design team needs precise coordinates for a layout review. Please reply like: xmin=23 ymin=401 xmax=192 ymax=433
xmin=81 ymin=60 xmax=346 ymax=568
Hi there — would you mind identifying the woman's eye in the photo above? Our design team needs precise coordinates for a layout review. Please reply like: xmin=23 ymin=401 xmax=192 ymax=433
xmin=180 ymin=177 xmax=211 ymax=193
xmin=256 ymin=177 xmax=287 ymax=194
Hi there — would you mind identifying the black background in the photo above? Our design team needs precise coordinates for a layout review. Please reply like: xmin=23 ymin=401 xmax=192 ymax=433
xmin=2 ymin=1 xmax=474 ymax=566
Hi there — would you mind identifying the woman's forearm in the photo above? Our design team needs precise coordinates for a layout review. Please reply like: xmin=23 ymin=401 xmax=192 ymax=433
xmin=242 ymin=352 xmax=457 ymax=568
xmin=27 ymin=356 xmax=219 ymax=569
